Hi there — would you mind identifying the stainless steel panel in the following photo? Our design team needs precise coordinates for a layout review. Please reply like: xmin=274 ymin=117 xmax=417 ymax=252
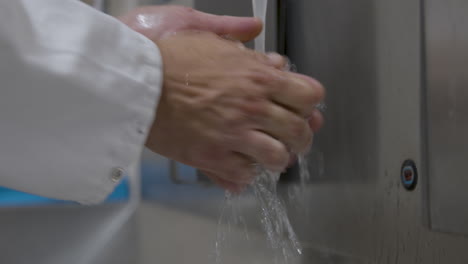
xmin=283 ymin=0 xmax=468 ymax=263
xmin=285 ymin=0 xmax=378 ymax=183
xmin=424 ymin=0 xmax=468 ymax=236
xmin=0 ymin=204 xmax=139 ymax=264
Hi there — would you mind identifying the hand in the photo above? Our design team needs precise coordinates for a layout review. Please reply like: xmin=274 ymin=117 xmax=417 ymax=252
xmin=145 ymin=31 xmax=325 ymax=192
xmin=119 ymin=5 xmax=263 ymax=42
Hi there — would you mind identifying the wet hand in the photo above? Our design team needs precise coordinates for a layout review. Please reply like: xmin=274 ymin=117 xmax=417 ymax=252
xmin=145 ymin=31 xmax=325 ymax=191
xmin=119 ymin=5 xmax=263 ymax=42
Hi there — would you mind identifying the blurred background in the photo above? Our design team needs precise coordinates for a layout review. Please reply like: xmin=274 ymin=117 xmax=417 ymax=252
xmin=1 ymin=0 xmax=468 ymax=263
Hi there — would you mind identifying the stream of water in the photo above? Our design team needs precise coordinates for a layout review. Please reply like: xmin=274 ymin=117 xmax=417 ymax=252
xmin=252 ymin=0 xmax=268 ymax=53
xmin=214 ymin=1 xmax=308 ymax=263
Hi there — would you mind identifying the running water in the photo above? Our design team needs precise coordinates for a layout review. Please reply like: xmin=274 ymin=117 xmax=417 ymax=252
xmin=252 ymin=0 xmax=268 ymax=53
xmin=251 ymin=168 xmax=303 ymax=259
xmin=214 ymin=0 xmax=308 ymax=263
xmin=215 ymin=168 xmax=307 ymax=263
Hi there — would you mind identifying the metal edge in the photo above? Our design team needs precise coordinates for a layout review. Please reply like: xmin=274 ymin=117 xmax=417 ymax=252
xmin=419 ymin=0 xmax=432 ymax=231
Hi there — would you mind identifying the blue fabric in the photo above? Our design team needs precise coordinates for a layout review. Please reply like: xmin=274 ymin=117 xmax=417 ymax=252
xmin=0 ymin=177 xmax=130 ymax=207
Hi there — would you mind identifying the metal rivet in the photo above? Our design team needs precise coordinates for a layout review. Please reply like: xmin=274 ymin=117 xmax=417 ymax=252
xmin=401 ymin=160 xmax=418 ymax=191
xmin=111 ymin=167 xmax=124 ymax=183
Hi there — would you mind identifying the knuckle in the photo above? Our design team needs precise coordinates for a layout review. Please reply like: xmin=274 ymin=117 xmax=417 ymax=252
xmin=266 ymin=52 xmax=287 ymax=66
xmin=224 ymin=109 xmax=248 ymax=128
xmin=244 ymin=50 xmax=268 ymax=64
xmin=245 ymin=66 xmax=283 ymax=91
xmin=256 ymin=71 xmax=286 ymax=97
xmin=272 ymin=71 xmax=290 ymax=91
xmin=245 ymin=66 xmax=272 ymax=83
xmin=241 ymin=99 xmax=269 ymax=119
xmin=255 ymin=53 xmax=270 ymax=65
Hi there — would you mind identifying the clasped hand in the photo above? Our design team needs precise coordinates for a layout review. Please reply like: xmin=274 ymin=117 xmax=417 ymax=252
xmin=120 ymin=6 xmax=325 ymax=192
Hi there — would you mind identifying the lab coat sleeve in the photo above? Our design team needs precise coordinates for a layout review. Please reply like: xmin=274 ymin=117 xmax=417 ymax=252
xmin=0 ymin=0 xmax=162 ymax=204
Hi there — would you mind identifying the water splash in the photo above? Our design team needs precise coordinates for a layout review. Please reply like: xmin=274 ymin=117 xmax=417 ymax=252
xmin=214 ymin=171 xmax=303 ymax=264
xmin=252 ymin=168 xmax=303 ymax=261
xmin=253 ymin=0 xmax=268 ymax=53
xmin=215 ymin=192 xmax=251 ymax=264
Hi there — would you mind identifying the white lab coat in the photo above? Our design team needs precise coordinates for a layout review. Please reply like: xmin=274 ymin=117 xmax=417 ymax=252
xmin=0 ymin=0 xmax=162 ymax=204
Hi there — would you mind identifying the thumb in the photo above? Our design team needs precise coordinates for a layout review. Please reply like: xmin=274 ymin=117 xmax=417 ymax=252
xmin=193 ymin=11 xmax=263 ymax=42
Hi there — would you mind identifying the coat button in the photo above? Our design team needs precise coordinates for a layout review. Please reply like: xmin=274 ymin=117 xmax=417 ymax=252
xmin=111 ymin=167 xmax=125 ymax=183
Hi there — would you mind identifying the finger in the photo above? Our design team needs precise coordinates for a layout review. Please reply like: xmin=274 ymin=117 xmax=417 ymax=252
xmin=250 ymin=103 xmax=313 ymax=154
xmin=194 ymin=11 xmax=263 ymax=42
xmin=235 ymin=130 xmax=290 ymax=172
xmin=309 ymin=109 xmax=324 ymax=132
xmin=266 ymin=53 xmax=288 ymax=70
xmin=268 ymin=71 xmax=325 ymax=118
xmin=244 ymin=50 xmax=288 ymax=70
